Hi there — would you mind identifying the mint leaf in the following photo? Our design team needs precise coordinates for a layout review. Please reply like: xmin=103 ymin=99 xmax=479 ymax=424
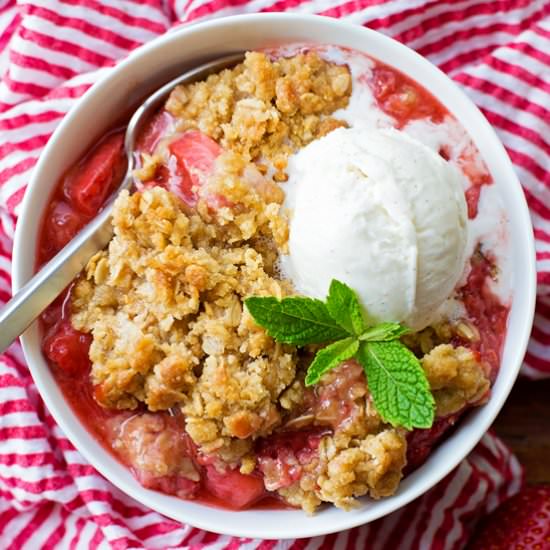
xmin=357 ymin=340 xmax=434 ymax=429
xmin=244 ymin=296 xmax=348 ymax=346
xmin=305 ymin=337 xmax=359 ymax=386
xmin=326 ymin=279 xmax=366 ymax=335
xmin=359 ymin=322 xmax=410 ymax=342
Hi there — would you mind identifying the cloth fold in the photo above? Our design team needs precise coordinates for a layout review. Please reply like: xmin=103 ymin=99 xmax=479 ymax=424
xmin=0 ymin=1 xmax=549 ymax=548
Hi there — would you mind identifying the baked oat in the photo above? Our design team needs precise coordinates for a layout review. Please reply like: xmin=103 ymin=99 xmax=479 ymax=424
xmin=164 ymin=50 xmax=351 ymax=181
xmin=422 ymin=344 xmax=490 ymax=417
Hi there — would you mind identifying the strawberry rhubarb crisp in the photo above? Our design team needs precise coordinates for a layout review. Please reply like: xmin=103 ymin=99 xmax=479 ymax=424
xmin=40 ymin=46 xmax=510 ymax=513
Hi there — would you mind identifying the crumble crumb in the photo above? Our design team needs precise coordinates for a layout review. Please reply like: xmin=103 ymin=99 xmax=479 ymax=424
xmin=316 ymin=429 xmax=407 ymax=509
xmin=421 ymin=343 xmax=490 ymax=417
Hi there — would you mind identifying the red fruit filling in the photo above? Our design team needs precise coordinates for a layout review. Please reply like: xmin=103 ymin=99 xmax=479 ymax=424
xmin=108 ymin=412 xmax=201 ymax=499
xmin=203 ymin=465 xmax=266 ymax=509
xmin=458 ymin=250 xmax=508 ymax=381
xmin=406 ymin=414 xmax=459 ymax=472
xmin=168 ymin=130 xmax=222 ymax=205
xmin=38 ymin=130 xmax=126 ymax=265
xmin=44 ymin=201 xmax=84 ymax=252
xmin=313 ymin=361 xmax=366 ymax=431
xmin=43 ymin=320 xmax=92 ymax=376
xmin=137 ymin=111 xmax=173 ymax=154
xmin=257 ymin=430 xmax=325 ymax=491
xmin=371 ymin=66 xmax=446 ymax=126
xmin=67 ymin=132 xmax=126 ymax=217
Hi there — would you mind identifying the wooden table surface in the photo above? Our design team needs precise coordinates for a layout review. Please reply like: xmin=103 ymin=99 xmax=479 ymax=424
xmin=492 ymin=377 xmax=550 ymax=484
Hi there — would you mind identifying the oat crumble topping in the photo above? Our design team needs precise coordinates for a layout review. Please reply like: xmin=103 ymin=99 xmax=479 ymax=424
xmin=69 ymin=49 xmax=493 ymax=513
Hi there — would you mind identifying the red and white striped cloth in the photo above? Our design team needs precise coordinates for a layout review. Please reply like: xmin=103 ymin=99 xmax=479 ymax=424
xmin=0 ymin=1 xmax=548 ymax=548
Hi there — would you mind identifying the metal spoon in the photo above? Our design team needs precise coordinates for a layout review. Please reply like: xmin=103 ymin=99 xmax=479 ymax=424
xmin=0 ymin=53 xmax=244 ymax=354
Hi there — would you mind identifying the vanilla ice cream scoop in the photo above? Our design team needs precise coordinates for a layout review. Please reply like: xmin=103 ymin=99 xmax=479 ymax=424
xmin=280 ymin=127 xmax=468 ymax=330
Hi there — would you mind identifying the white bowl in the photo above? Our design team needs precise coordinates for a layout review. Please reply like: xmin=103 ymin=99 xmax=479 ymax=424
xmin=12 ymin=13 xmax=536 ymax=540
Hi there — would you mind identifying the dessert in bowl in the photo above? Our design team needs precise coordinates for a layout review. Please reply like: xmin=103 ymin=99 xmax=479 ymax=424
xmin=11 ymin=14 xmax=536 ymax=539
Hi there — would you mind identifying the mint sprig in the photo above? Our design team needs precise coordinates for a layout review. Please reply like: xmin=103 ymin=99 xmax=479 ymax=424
xmin=244 ymin=280 xmax=434 ymax=430
xmin=359 ymin=322 xmax=411 ymax=342
xmin=357 ymin=341 xmax=434 ymax=429
xmin=325 ymin=279 xmax=367 ymax=335
xmin=305 ymin=337 xmax=359 ymax=386
xmin=244 ymin=296 xmax=348 ymax=345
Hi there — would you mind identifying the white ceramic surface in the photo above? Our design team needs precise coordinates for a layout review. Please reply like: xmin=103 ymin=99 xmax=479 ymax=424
xmin=12 ymin=13 xmax=536 ymax=540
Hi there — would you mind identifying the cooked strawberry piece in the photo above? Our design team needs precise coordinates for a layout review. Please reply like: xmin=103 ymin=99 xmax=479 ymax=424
xmin=109 ymin=412 xmax=201 ymax=499
xmin=137 ymin=471 xmax=199 ymax=499
xmin=465 ymin=185 xmax=482 ymax=219
xmin=383 ymin=85 xmax=419 ymax=120
xmin=43 ymin=320 xmax=92 ymax=376
xmin=69 ymin=132 xmax=126 ymax=217
xmin=458 ymin=149 xmax=492 ymax=187
xmin=137 ymin=111 xmax=172 ymax=154
xmin=257 ymin=447 xmax=301 ymax=490
xmin=406 ymin=414 xmax=459 ymax=472
xmin=44 ymin=200 xmax=84 ymax=254
xmin=313 ymin=360 xmax=366 ymax=430
xmin=469 ymin=485 xmax=550 ymax=549
xmin=168 ymin=130 xmax=222 ymax=205
xmin=203 ymin=465 xmax=265 ymax=509
xmin=459 ymin=251 xmax=508 ymax=381
xmin=257 ymin=429 xmax=325 ymax=491
xmin=371 ymin=64 xmax=445 ymax=126
xmin=372 ymin=68 xmax=397 ymax=101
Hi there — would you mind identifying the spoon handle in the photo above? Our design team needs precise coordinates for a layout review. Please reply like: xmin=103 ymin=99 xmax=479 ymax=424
xmin=0 ymin=189 xmax=121 ymax=354
xmin=1 ymin=55 xmax=246 ymax=356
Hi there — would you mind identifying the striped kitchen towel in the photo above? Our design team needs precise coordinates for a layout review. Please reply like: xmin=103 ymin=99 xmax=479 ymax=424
xmin=0 ymin=1 xmax=548 ymax=548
